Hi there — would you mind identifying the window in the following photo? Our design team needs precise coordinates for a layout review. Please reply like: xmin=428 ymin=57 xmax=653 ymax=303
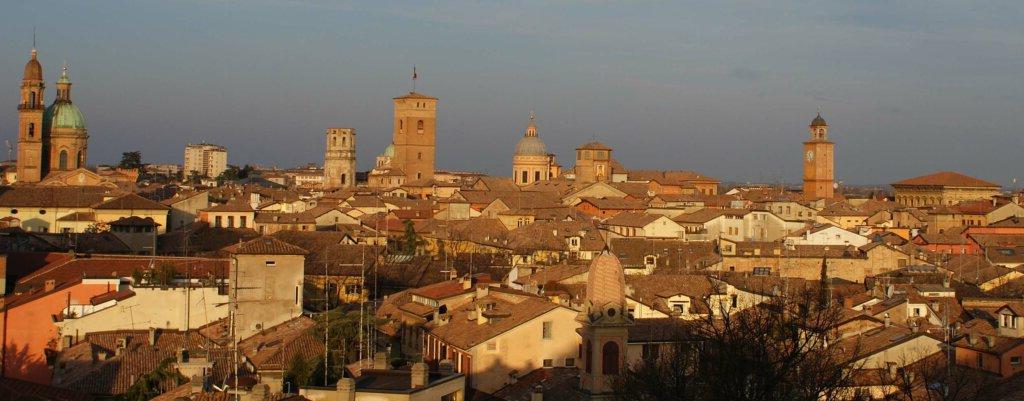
xmin=38 ymin=210 xmax=45 ymax=215
xmin=542 ymin=321 xmax=552 ymax=339
xmin=265 ymin=260 xmax=277 ymax=267
xmin=61 ymin=228 xmax=72 ymax=234
xmin=345 ymin=284 xmax=361 ymax=295
xmin=486 ymin=341 xmax=497 ymax=351
xmin=521 ymin=171 xmax=528 ymax=183
xmin=730 ymin=294 xmax=738 ymax=308
xmin=543 ymin=359 xmax=553 ymax=368
xmin=602 ymin=341 xmax=620 ymax=374
xmin=399 ymin=120 xmax=404 ymax=132
xmin=914 ymin=308 xmax=921 ymax=317
xmin=341 ymin=173 xmax=347 ymax=185
xmin=240 ymin=216 xmax=247 ymax=228
xmin=332 ymin=136 xmax=337 ymax=147
xmin=417 ymin=152 xmax=422 ymax=160
xmin=564 ymin=358 xmax=575 ymax=367
xmin=27 ymin=123 xmax=34 ymax=138
xmin=977 ymin=353 xmax=983 ymax=367
xmin=534 ymin=171 xmax=541 ymax=182
xmin=417 ymin=120 xmax=424 ymax=133
xmin=30 ymin=92 xmax=36 ymax=106
xmin=58 ymin=150 xmax=68 ymax=170
xmin=1012 ymin=357 xmax=1022 ymax=366
xmin=227 ymin=216 xmax=235 ymax=228
xmin=214 ymin=216 xmax=222 ymax=227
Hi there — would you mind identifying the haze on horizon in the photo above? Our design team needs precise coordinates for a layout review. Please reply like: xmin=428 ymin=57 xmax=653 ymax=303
xmin=1 ymin=0 xmax=1022 ymax=187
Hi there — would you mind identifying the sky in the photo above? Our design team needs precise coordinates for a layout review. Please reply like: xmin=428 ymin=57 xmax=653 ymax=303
xmin=1 ymin=0 xmax=1023 ymax=186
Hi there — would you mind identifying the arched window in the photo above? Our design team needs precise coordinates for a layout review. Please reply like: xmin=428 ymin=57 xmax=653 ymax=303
xmin=77 ymin=151 xmax=83 ymax=167
xmin=59 ymin=150 xmax=68 ymax=170
xmin=417 ymin=120 xmax=424 ymax=133
xmin=341 ymin=136 xmax=346 ymax=147
xmin=30 ymin=92 xmax=36 ymax=107
xmin=584 ymin=339 xmax=593 ymax=373
xmin=332 ymin=136 xmax=337 ymax=147
xmin=602 ymin=341 xmax=620 ymax=374
xmin=521 ymin=171 xmax=528 ymax=183
xmin=534 ymin=171 xmax=541 ymax=182
xmin=399 ymin=120 xmax=404 ymax=131
xmin=341 ymin=173 xmax=347 ymax=185
xmin=27 ymin=123 xmax=34 ymax=138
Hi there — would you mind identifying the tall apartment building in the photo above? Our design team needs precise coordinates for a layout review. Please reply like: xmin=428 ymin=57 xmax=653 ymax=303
xmin=184 ymin=143 xmax=228 ymax=178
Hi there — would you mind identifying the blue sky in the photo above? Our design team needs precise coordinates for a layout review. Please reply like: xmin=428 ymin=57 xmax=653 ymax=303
xmin=1 ymin=0 xmax=1022 ymax=185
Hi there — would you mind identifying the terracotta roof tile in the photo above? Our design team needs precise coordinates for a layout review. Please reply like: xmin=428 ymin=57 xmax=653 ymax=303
xmin=892 ymin=171 xmax=1000 ymax=188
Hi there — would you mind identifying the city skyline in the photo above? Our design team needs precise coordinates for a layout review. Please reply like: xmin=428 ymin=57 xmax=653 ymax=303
xmin=2 ymin=1 xmax=1023 ymax=186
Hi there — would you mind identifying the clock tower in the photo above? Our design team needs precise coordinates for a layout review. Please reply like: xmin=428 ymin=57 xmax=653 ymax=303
xmin=802 ymin=112 xmax=834 ymax=199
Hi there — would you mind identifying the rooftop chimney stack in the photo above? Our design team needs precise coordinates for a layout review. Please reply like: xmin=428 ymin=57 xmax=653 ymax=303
xmin=411 ymin=362 xmax=429 ymax=388
xmin=336 ymin=377 xmax=356 ymax=401
xmin=373 ymin=351 xmax=388 ymax=370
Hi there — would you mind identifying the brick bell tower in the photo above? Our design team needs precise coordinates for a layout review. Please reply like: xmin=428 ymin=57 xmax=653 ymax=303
xmin=802 ymin=112 xmax=835 ymax=199
xmin=17 ymin=47 xmax=46 ymax=183
xmin=577 ymin=250 xmax=632 ymax=399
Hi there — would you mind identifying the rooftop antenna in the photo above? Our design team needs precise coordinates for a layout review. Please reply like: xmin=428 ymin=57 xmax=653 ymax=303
xmin=32 ymin=26 xmax=36 ymax=50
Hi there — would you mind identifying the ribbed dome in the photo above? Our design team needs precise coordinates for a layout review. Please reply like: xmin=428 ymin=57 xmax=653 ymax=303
xmin=515 ymin=136 xmax=548 ymax=156
xmin=810 ymin=112 xmax=827 ymax=127
xmin=23 ymin=51 xmax=42 ymax=81
xmin=45 ymin=102 xmax=86 ymax=130
xmin=585 ymin=251 xmax=625 ymax=308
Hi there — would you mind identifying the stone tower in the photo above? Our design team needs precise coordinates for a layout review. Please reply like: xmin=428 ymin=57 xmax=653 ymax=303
xmin=577 ymin=250 xmax=632 ymax=398
xmin=16 ymin=48 xmax=46 ymax=183
xmin=574 ymin=141 xmax=613 ymax=185
xmin=46 ymin=64 xmax=88 ymax=172
xmin=512 ymin=112 xmax=558 ymax=186
xmin=803 ymin=112 xmax=834 ymax=199
xmin=391 ymin=92 xmax=436 ymax=182
xmin=324 ymin=127 xmax=356 ymax=189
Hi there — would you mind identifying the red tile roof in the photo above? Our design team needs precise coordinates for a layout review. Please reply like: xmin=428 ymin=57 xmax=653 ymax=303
xmin=223 ymin=237 xmax=309 ymax=255
xmin=892 ymin=171 xmax=1000 ymax=188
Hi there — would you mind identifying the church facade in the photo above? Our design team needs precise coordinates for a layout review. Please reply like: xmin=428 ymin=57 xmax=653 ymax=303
xmin=16 ymin=47 xmax=90 ymax=184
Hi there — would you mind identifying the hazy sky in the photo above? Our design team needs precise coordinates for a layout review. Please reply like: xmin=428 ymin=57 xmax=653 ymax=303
xmin=2 ymin=1 xmax=1023 ymax=185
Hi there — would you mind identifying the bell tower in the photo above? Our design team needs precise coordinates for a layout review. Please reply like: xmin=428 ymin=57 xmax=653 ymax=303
xmin=578 ymin=251 xmax=632 ymax=398
xmin=391 ymin=91 xmax=437 ymax=183
xmin=802 ymin=112 xmax=834 ymax=199
xmin=16 ymin=47 xmax=45 ymax=183
xmin=324 ymin=127 xmax=356 ymax=190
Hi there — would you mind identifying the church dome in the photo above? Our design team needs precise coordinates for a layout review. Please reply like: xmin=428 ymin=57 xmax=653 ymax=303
xmin=515 ymin=136 xmax=548 ymax=156
xmin=23 ymin=51 xmax=42 ymax=81
xmin=383 ymin=143 xmax=395 ymax=157
xmin=45 ymin=102 xmax=86 ymax=130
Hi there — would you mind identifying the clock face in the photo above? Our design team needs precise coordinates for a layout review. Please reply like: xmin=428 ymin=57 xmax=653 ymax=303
xmin=806 ymin=150 xmax=814 ymax=162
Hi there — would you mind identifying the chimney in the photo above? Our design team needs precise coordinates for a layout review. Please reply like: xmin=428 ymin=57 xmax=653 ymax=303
xmin=96 ymin=350 xmax=109 ymax=361
xmin=883 ymin=314 xmax=891 ymax=327
xmin=942 ymin=276 xmax=951 ymax=288
xmin=148 ymin=328 xmax=157 ymax=346
xmin=336 ymin=377 xmax=356 ymax=401
xmin=244 ymin=383 xmax=269 ymax=401
xmin=373 ymin=351 xmax=388 ymax=370
xmin=531 ymin=384 xmax=544 ymax=401
xmin=967 ymin=334 xmax=977 ymax=346
xmin=887 ymin=362 xmax=898 ymax=379
xmin=44 ymin=279 xmax=56 ymax=292
xmin=467 ymin=309 xmax=478 ymax=321
xmin=190 ymin=374 xmax=204 ymax=393
xmin=411 ymin=362 xmax=429 ymax=389
xmin=461 ymin=276 xmax=472 ymax=290
xmin=60 ymin=335 xmax=73 ymax=350
xmin=476 ymin=284 xmax=490 ymax=299
xmin=439 ymin=359 xmax=454 ymax=376
xmin=984 ymin=336 xmax=996 ymax=348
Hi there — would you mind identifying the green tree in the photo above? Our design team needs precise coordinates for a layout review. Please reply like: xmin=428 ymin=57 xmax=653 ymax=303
xmin=403 ymin=220 xmax=420 ymax=255
xmin=306 ymin=308 xmax=380 ymax=386
xmin=153 ymin=263 xmax=177 ymax=286
xmin=121 ymin=357 xmax=184 ymax=401
xmin=187 ymin=170 xmax=203 ymax=185
xmin=118 ymin=151 xmax=143 ymax=170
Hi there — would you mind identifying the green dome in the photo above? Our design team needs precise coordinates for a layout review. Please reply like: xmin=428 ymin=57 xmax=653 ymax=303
xmin=383 ymin=143 xmax=395 ymax=157
xmin=45 ymin=101 xmax=86 ymax=130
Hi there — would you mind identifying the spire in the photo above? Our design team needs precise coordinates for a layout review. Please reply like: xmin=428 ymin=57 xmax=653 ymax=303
xmin=56 ymin=61 xmax=72 ymax=101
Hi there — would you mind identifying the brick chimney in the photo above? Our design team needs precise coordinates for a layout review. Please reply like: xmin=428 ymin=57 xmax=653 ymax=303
xmin=44 ymin=279 xmax=56 ymax=292
xmin=148 ymin=327 xmax=157 ymax=346
xmin=336 ymin=377 xmax=356 ymax=401
xmin=531 ymin=384 xmax=544 ymax=401
xmin=411 ymin=362 xmax=429 ymax=389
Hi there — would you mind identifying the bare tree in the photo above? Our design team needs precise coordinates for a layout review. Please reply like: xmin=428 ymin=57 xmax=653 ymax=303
xmin=614 ymin=288 xmax=859 ymax=401
xmin=877 ymin=354 xmax=1002 ymax=401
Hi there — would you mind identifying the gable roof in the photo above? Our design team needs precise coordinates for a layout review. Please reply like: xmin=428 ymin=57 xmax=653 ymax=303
xmin=223 ymin=237 xmax=309 ymax=255
xmin=92 ymin=193 xmax=170 ymax=210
